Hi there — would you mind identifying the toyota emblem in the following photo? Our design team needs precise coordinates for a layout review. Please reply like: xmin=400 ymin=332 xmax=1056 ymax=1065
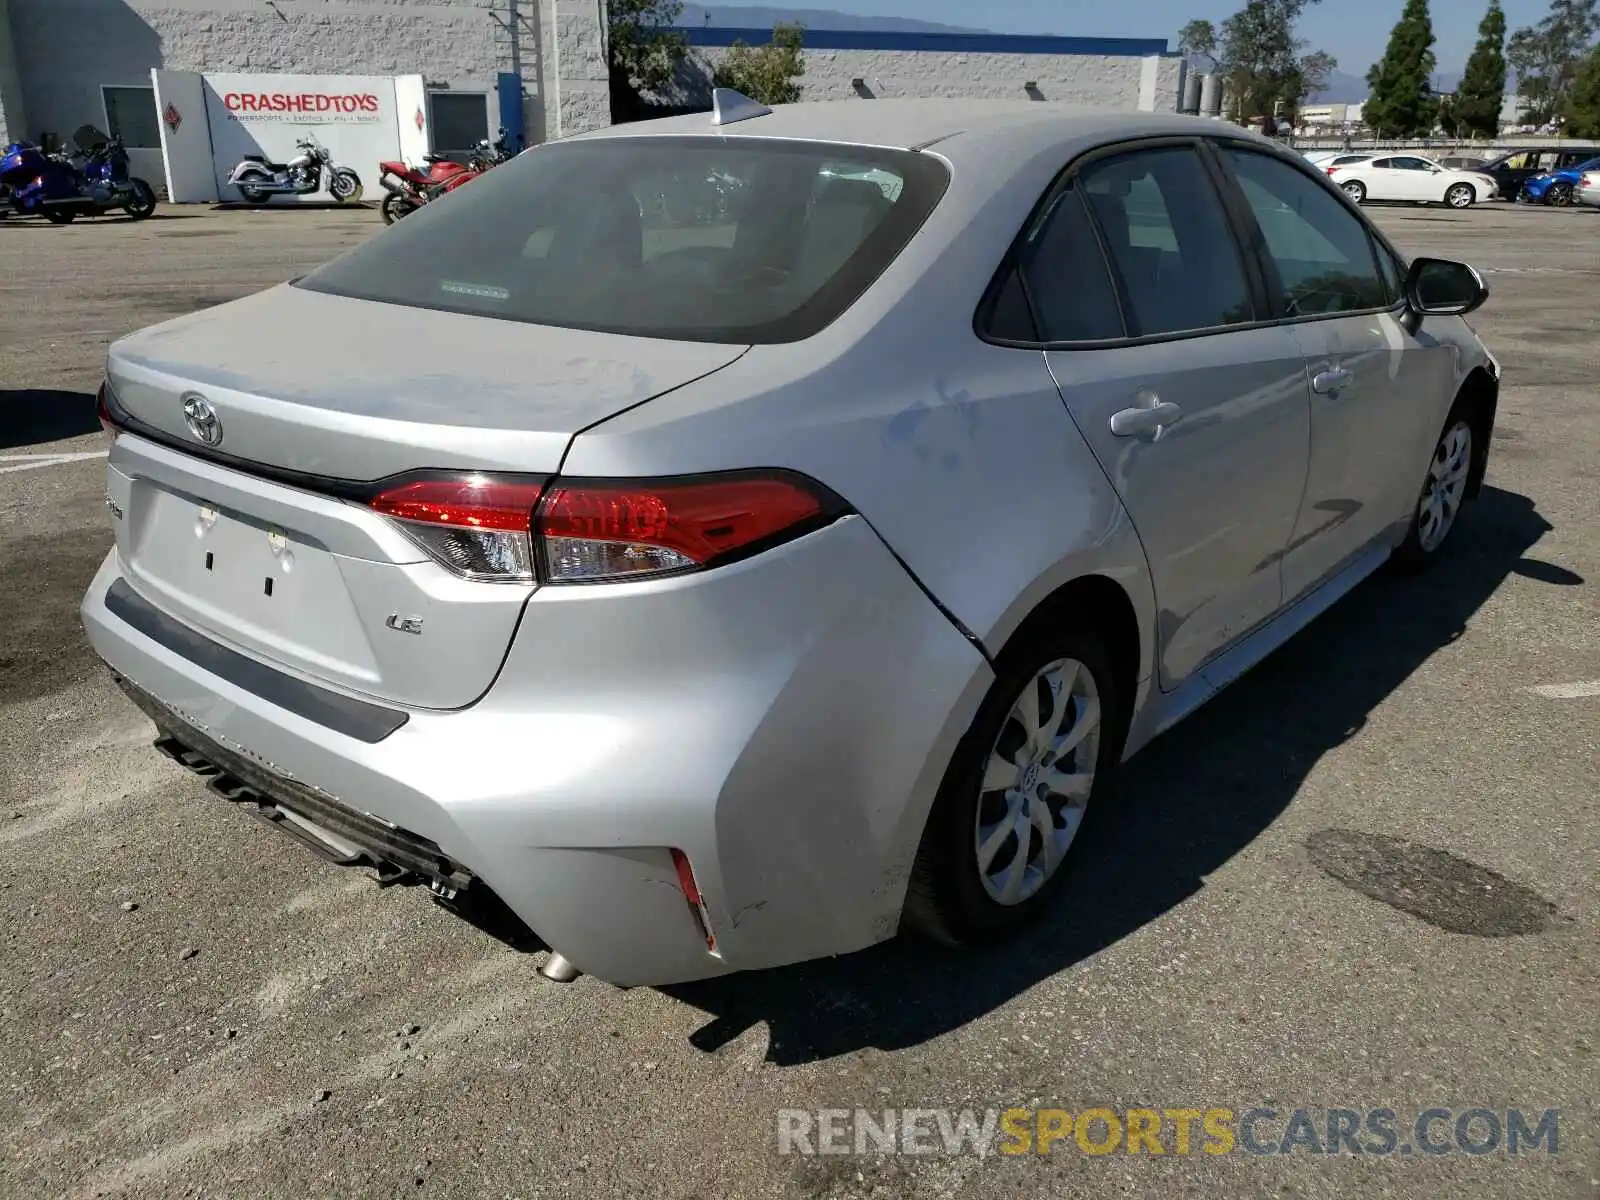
xmin=182 ymin=394 xmax=223 ymax=446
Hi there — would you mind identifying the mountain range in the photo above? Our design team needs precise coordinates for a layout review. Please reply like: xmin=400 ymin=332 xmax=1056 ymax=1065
xmin=675 ymin=6 xmax=1465 ymax=103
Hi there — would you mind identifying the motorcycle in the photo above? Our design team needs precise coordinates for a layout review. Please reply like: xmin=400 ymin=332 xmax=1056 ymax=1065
xmin=376 ymin=129 xmax=518 ymax=224
xmin=376 ymin=151 xmax=473 ymax=225
xmin=0 ymin=126 xmax=158 ymax=223
xmin=226 ymin=136 xmax=362 ymax=204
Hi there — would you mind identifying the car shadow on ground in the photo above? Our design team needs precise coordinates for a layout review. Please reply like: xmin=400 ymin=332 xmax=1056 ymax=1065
xmin=658 ymin=486 xmax=1575 ymax=1065
xmin=0 ymin=388 xmax=99 ymax=450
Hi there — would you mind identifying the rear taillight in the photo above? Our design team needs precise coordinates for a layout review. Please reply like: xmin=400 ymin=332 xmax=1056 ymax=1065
xmin=96 ymin=382 xmax=120 ymax=450
xmin=367 ymin=470 xmax=842 ymax=585
xmin=534 ymin=473 xmax=834 ymax=583
xmin=670 ymin=848 xmax=717 ymax=953
xmin=369 ymin=476 xmax=546 ymax=582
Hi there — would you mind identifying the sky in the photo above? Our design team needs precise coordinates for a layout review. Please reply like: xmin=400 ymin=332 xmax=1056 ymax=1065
xmin=698 ymin=0 xmax=1554 ymax=74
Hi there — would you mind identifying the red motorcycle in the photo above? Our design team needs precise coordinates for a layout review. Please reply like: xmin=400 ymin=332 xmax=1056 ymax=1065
xmin=376 ymin=131 xmax=519 ymax=224
xmin=376 ymin=152 xmax=473 ymax=224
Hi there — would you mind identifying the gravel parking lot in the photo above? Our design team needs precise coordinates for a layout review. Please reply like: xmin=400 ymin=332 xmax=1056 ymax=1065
xmin=1 ymin=201 xmax=1596 ymax=1200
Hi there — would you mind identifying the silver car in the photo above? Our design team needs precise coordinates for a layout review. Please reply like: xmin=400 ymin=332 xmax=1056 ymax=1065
xmin=84 ymin=95 xmax=1500 ymax=987
xmin=1579 ymin=169 xmax=1600 ymax=209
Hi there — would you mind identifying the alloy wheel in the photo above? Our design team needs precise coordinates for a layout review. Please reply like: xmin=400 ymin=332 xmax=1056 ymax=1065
xmin=1342 ymin=181 xmax=1365 ymax=203
xmin=974 ymin=657 xmax=1101 ymax=906
xmin=1446 ymin=184 xmax=1474 ymax=209
xmin=1417 ymin=421 xmax=1473 ymax=553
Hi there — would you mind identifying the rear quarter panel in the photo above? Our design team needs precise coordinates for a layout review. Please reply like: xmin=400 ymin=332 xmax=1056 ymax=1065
xmin=561 ymin=133 xmax=1159 ymax=678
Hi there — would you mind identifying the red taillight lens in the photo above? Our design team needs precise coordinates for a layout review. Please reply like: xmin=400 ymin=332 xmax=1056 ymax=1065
xmin=96 ymin=382 xmax=120 ymax=449
xmin=670 ymin=849 xmax=716 ymax=953
xmin=1326 ymin=167 xmax=1338 ymax=176
xmin=367 ymin=470 xmax=841 ymax=585
xmin=534 ymin=473 xmax=832 ymax=583
xmin=368 ymin=476 xmax=546 ymax=582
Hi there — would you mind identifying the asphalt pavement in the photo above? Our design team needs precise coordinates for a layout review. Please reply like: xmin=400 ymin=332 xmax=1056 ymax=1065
xmin=0 ymin=201 xmax=1596 ymax=1200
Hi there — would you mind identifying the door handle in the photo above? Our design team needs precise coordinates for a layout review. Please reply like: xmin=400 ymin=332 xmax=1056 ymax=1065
xmin=1109 ymin=400 xmax=1183 ymax=439
xmin=1312 ymin=367 xmax=1354 ymax=395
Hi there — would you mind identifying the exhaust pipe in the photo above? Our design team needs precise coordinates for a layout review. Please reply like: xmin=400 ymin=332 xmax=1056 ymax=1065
xmin=537 ymin=952 xmax=582 ymax=983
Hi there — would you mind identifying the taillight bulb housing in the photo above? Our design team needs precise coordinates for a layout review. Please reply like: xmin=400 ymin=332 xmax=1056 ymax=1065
xmin=368 ymin=470 xmax=843 ymax=586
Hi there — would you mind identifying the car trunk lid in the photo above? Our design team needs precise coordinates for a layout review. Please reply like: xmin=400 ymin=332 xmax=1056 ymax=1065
xmin=103 ymin=286 xmax=748 ymax=712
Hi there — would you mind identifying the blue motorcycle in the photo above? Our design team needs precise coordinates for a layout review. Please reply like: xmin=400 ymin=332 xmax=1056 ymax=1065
xmin=0 ymin=124 xmax=157 ymax=223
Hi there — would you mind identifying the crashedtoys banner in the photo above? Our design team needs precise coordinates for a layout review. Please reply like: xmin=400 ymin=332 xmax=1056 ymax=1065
xmin=151 ymin=70 xmax=429 ymax=203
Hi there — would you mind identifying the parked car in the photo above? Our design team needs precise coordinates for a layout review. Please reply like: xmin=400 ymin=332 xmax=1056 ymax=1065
xmin=1476 ymin=145 xmax=1600 ymax=200
xmin=1579 ymin=170 xmax=1600 ymax=210
xmin=84 ymin=96 xmax=1500 ymax=988
xmin=1435 ymin=154 xmax=1490 ymax=171
xmin=1328 ymin=154 xmax=1497 ymax=207
xmin=1519 ymin=154 xmax=1600 ymax=206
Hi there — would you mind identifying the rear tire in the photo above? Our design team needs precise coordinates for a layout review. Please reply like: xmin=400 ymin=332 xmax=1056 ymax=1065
xmin=1445 ymin=183 xmax=1475 ymax=209
xmin=904 ymin=618 xmax=1122 ymax=948
xmin=237 ymin=182 xmax=270 ymax=205
xmin=380 ymin=192 xmax=413 ymax=224
xmin=1393 ymin=407 xmax=1476 ymax=573
xmin=1341 ymin=180 xmax=1367 ymax=204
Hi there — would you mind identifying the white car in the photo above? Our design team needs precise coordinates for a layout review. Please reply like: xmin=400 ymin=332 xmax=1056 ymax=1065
xmin=1329 ymin=154 xmax=1497 ymax=208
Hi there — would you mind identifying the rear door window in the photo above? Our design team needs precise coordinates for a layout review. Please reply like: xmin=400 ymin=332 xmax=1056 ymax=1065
xmin=296 ymin=136 xmax=949 ymax=344
xmin=1077 ymin=145 xmax=1256 ymax=338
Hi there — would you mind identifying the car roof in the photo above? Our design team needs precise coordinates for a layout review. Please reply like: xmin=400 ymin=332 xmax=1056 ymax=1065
xmin=574 ymin=98 xmax=1257 ymax=165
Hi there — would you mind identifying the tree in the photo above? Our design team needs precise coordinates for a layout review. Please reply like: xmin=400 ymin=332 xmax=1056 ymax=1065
xmin=1436 ymin=93 xmax=1460 ymax=135
xmin=1364 ymin=0 xmax=1437 ymax=137
xmin=608 ymin=0 xmax=689 ymax=121
xmin=1205 ymin=0 xmax=1336 ymax=120
xmin=1178 ymin=19 xmax=1218 ymax=59
xmin=1454 ymin=0 xmax=1509 ymax=137
xmin=1566 ymin=42 xmax=1600 ymax=136
xmin=711 ymin=23 xmax=806 ymax=105
xmin=1507 ymin=0 xmax=1599 ymax=126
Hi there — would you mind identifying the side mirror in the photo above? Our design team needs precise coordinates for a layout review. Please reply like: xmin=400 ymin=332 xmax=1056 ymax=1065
xmin=1404 ymin=257 xmax=1488 ymax=320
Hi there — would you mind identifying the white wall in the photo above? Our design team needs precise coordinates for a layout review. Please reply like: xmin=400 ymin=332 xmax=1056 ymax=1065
xmin=679 ymin=45 xmax=1182 ymax=109
xmin=4 ymin=0 xmax=613 ymax=157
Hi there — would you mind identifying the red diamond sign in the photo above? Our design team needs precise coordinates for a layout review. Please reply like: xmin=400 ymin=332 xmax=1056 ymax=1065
xmin=415 ymin=107 xmax=425 ymax=132
xmin=163 ymin=103 xmax=182 ymax=132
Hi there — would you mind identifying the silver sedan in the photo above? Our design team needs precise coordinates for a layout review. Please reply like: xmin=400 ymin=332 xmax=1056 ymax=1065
xmin=84 ymin=95 xmax=1499 ymax=986
xmin=1579 ymin=170 xmax=1600 ymax=209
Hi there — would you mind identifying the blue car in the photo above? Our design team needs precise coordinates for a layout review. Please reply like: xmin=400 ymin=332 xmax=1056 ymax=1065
xmin=1521 ymin=155 xmax=1600 ymax=206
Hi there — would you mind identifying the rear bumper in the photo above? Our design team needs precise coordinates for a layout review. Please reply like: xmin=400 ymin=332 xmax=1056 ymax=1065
xmin=82 ymin=515 xmax=991 ymax=986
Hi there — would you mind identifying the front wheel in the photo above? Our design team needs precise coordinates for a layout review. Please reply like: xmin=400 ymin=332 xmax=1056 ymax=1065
xmin=1546 ymin=181 xmax=1575 ymax=207
xmin=328 ymin=169 xmax=361 ymax=203
xmin=1341 ymin=180 xmax=1367 ymax=204
xmin=1445 ymin=183 xmax=1475 ymax=210
xmin=124 ymin=179 xmax=157 ymax=220
xmin=1393 ymin=412 xmax=1475 ymax=571
xmin=904 ymin=620 xmax=1120 ymax=947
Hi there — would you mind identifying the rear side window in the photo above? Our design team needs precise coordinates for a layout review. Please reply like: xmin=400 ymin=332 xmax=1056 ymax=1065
xmin=1077 ymin=146 xmax=1255 ymax=338
xmin=1220 ymin=148 xmax=1388 ymax=316
xmin=1014 ymin=182 xmax=1123 ymax=342
xmin=296 ymin=137 xmax=949 ymax=344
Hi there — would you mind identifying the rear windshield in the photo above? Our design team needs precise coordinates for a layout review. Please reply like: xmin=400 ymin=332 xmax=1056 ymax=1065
xmin=296 ymin=136 xmax=950 ymax=344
